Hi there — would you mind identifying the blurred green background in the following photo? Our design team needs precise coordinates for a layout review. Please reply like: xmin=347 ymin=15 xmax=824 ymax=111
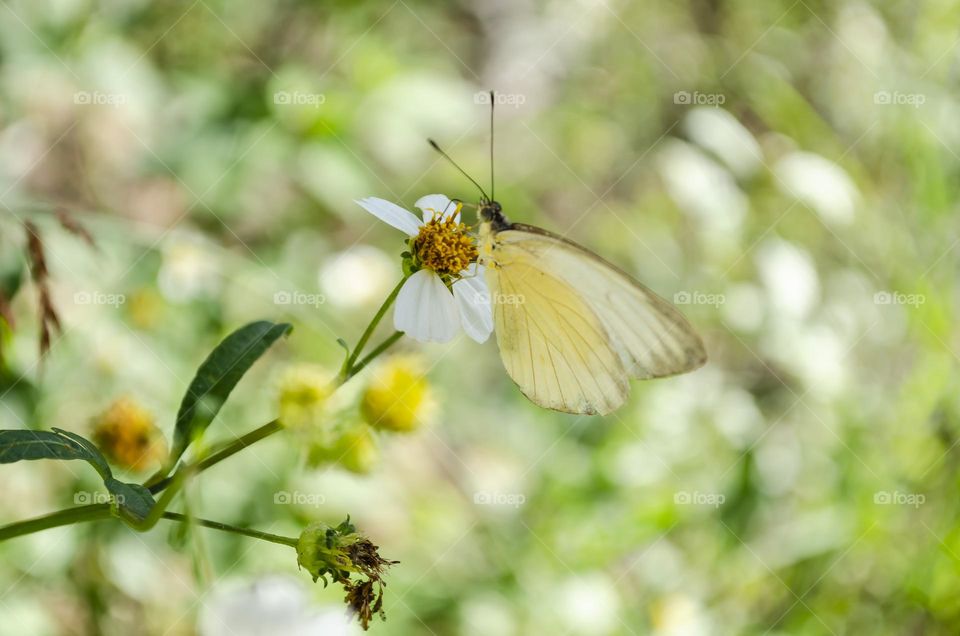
xmin=1 ymin=0 xmax=959 ymax=634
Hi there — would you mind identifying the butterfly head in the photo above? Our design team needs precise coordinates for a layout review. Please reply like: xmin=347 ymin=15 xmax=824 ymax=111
xmin=479 ymin=199 xmax=509 ymax=231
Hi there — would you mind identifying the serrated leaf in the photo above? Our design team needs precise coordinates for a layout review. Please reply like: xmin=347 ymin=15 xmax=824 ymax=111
xmin=169 ymin=320 xmax=292 ymax=465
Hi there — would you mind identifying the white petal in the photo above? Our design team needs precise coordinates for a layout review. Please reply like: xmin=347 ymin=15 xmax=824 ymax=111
xmin=414 ymin=194 xmax=460 ymax=223
xmin=394 ymin=269 xmax=460 ymax=343
xmin=452 ymin=264 xmax=493 ymax=343
xmin=355 ymin=197 xmax=422 ymax=236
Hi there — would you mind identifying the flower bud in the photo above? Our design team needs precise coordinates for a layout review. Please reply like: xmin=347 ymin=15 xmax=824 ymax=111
xmin=92 ymin=397 xmax=167 ymax=472
xmin=360 ymin=355 xmax=434 ymax=433
xmin=277 ymin=364 xmax=332 ymax=431
xmin=308 ymin=423 xmax=379 ymax=475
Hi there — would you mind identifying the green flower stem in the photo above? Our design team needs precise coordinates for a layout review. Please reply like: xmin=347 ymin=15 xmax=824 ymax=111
xmin=341 ymin=275 xmax=408 ymax=378
xmin=0 ymin=282 xmax=410 ymax=542
xmin=0 ymin=504 xmax=111 ymax=541
xmin=0 ymin=504 xmax=296 ymax=548
xmin=160 ymin=512 xmax=298 ymax=547
xmin=148 ymin=420 xmax=282 ymax=494
xmin=351 ymin=330 xmax=404 ymax=376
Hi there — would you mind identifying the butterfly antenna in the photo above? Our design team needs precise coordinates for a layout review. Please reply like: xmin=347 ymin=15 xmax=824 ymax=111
xmin=489 ymin=90 xmax=495 ymax=200
xmin=427 ymin=139 xmax=489 ymax=200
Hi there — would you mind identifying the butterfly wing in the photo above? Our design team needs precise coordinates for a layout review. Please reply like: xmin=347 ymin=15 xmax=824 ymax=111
xmin=486 ymin=258 xmax=629 ymax=415
xmin=484 ymin=223 xmax=706 ymax=414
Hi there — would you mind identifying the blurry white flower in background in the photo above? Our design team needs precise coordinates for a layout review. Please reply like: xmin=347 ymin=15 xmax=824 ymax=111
xmin=459 ymin=592 xmax=517 ymax=636
xmin=756 ymin=238 xmax=820 ymax=321
xmin=651 ymin=594 xmax=711 ymax=636
xmin=720 ymin=282 xmax=765 ymax=333
xmin=657 ymin=140 xmax=747 ymax=245
xmin=199 ymin=576 xmax=357 ymax=636
xmin=712 ymin=386 xmax=765 ymax=448
xmin=774 ymin=151 xmax=859 ymax=226
xmin=557 ymin=573 xmax=621 ymax=635
xmin=609 ymin=441 xmax=670 ymax=487
xmin=158 ymin=232 xmax=221 ymax=302
xmin=320 ymin=245 xmax=396 ymax=309
xmin=355 ymin=75 xmax=475 ymax=173
xmin=684 ymin=107 xmax=763 ymax=178
xmin=753 ymin=424 xmax=803 ymax=497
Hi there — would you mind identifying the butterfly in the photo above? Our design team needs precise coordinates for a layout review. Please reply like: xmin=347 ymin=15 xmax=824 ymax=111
xmin=429 ymin=93 xmax=706 ymax=415
xmin=474 ymin=199 xmax=706 ymax=415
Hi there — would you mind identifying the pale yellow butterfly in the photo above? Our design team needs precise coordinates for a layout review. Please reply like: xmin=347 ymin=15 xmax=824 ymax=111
xmin=475 ymin=200 xmax=706 ymax=415
xmin=429 ymin=93 xmax=706 ymax=415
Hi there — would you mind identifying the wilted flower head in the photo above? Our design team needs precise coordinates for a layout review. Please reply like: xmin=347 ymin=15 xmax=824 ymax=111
xmin=92 ymin=397 xmax=167 ymax=472
xmin=360 ymin=355 xmax=435 ymax=433
xmin=277 ymin=364 xmax=333 ymax=431
xmin=296 ymin=517 xmax=397 ymax=630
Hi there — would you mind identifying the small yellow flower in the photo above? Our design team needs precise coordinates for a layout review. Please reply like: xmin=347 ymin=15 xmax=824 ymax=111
xmin=277 ymin=364 xmax=332 ymax=431
xmin=92 ymin=397 xmax=167 ymax=472
xmin=360 ymin=355 xmax=434 ymax=433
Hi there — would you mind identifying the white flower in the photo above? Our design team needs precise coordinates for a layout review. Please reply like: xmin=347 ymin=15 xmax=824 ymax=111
xmin=355 ymin=194 xmax=493 ymax=344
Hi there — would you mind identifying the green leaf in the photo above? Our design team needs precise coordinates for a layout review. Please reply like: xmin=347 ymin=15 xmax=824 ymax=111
xmin=0 ymin=429 xmax=109 ymax=478
xmin=0 ymin=428 xmax=155 ymax=522
xmin=51 ymin=427 xmax=112 ymax=479
xmin=169 ymin=320 xmax=292 ymax=465
xmin=105 ymin=478 xmax=157 ymax=523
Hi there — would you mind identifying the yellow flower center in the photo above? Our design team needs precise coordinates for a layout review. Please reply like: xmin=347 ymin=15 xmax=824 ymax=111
xmin=411 ymin=211 xmax=478 ymax=276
